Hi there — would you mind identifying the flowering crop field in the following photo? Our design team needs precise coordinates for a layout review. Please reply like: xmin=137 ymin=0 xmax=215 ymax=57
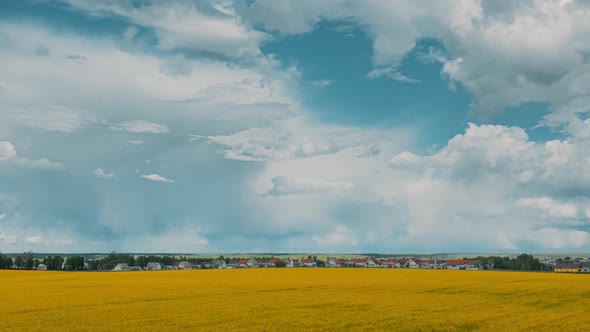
xmin=1 ymin=269 xmax=589 ymax=331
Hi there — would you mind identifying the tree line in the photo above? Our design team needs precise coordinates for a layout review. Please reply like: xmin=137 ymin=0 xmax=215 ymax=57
xmin=0 ymin=252 xmax=551 ymax=271
xmin=471 ymin=254 xmax=547 ymax=271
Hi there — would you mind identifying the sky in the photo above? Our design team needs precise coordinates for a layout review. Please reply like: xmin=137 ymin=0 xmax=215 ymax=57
xmin=1 ymin=0 xmax=590 ymax=253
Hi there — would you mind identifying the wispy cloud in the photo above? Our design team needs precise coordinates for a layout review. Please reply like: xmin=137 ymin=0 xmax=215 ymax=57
xmin=311 ymin=79 xmax=333 ymax=88
xmin=137 ymin=170 xmax=175 ymax=183
xmin=25 ymin=235 xmax=42 ymax=243
xmin=110 ymin=120 xmax=169 ymax=134
xmin=366 ymin=67 xmax=420 ymax=83
xmin=94 ymin=168 xmax=116 ymax=179
xmin=0 ymin=230 xmax=17 ymax=244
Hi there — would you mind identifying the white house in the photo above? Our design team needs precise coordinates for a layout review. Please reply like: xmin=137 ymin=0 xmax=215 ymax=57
xmin=257 ymin=259 xmax=270 ymax=267
xmin=212 ymin=260 xmax=226 ymax=269
xmin=247 ymin=258 xmax=258 ymax=268
xmin=446 ymin=260 xmax=478 ymax=270
xmin=350 ymin=258 xmax=366 ymax=267
xmin=380 ymin=259 xmax=401 ymax=268
xmin=402 ymin=258 xmax=419 ymax=268
xmin=301 ymin=258 xmax=316 ymax=267
xmin=113 ymin=263 xmax=129 ymax=271
xmin=145 ymin=262 xmax=162 ymax=271
xmin=37 ymin=264 xmax=47 ymax=271
xmin=367 ymin=257 xmax=380 ymax=268
xmin=178 ymin=261 xmax=191 ymax=270
xmin=327 ymin=257 xmax=343 ymax=267
xmin=420 ymin=260 xmax=436 ymax=269
xmin=284 ymin=258 xmax=294 ymax=268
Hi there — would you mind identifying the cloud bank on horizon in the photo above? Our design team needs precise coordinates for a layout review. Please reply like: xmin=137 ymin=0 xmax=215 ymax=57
xmin=1 ymin=0 xmax=590 ymax=253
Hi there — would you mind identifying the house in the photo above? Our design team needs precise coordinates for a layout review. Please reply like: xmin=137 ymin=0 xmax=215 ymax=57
xmin=257 ymin=259 xmax=270 ymax=267
xmin=247 ymin=258 xmax=258 ymax=268
xmin=269 ymin=259 xmax=278 ymax=267
xmin=238 ymin=259 xmax=248 ymax=268
xmin=420 ymin=260 xmax=436 ymax=269
xmin=212 ymin=260 xmax=226 ymax=269
xmin=581 ymin=263 xmax=590 ymax=273
xmin=446 ymin=260 xmax=478 ymax=270
xmin=554 ymin=263 xmax=581 ymax=273
xmin=301 ymin=258 xmax=316 ymax=267
xmin=128 ymin=266 xmax=142 ymax=271
xmin=113 ymin=263 xmax=129 ymax=271
xmin=283 ymin=258 xmax=294 ymax=268
xmin=350 ymin=258 xmax=366 ymax=267
xmin=227 ymin=260 xmax=241 ymax=269
xmin=178 ymin=261 xmax=191 ymax=270
xmin=402 ymin=258 xmax=419 ymax=268
xmin=367 ymin=257 xmax=380 ymax=268
xmin=327 ymin=257 xmax=343 ymax=267
xmin=145 ymin=262 xmax=162 ymax=271
xmin=37 ymin=264 xmax=47 ymax=271
xmin=292 ymin=259 xmax=301 ymax=267
xmin=163 ymin=265 xmax=177 ymax=270
xmin=379 ymin=259 xmax=400 ymax=268
xmin=420 ymin=259 xmax=446 ymax=269
xmin=190 ymin=264 xmax=201 ymax=269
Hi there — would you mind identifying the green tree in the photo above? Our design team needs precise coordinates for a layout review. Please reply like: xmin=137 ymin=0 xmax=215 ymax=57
xmin=0 ymin=253 xmax=12 ymax=268
xmin=67 ymin=256 xmax=85 ymax=270
xmin=136 ymin=256 xmax=149 ymax=268
xmin=23 ymin=251 xmax=34 ymax=269
xmin=14 ymin=256 xmax=23 ymax=268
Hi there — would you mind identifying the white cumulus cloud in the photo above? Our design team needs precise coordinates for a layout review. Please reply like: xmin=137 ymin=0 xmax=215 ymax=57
xmin=516 ymin=197 xmax=578 ymax=219
xmin=0 ymin=141 xmax=16 ymax=161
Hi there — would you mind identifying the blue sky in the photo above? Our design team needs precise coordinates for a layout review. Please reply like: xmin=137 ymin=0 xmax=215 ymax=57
xmin=1 ymin=0 xmax=590 ymax=253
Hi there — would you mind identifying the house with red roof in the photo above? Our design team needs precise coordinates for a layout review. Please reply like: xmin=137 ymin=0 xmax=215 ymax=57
xmin=327 ymin=257 xmax=344 ymax=267
xmin=367 ymin=257 xmax=380 ymax=268
xmin=403 ymin=258 xmax=419 ymax=268
xmin=446 ymin=260 xmax=478 ymax=270
xmin=301 ymin=258 xmax=316 ymax=267
xmin=227 ymin=260 xmax=241 ymax=269
xmin=269 ymin=259 xmax=278 ymax=267
xmin=420 ymin=260 xmax=436 ymax=269
xmin=379 ymin=258 xmax=400 ymax=268
xmin=349 ymin=258 xmax=366 ymax=267
xmin=257 ymin=259 xmax=270 ymax=267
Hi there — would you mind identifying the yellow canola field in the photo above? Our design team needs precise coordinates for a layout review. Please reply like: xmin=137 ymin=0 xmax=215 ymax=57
xmin=1 ymin=268 xmax=589 ymax=331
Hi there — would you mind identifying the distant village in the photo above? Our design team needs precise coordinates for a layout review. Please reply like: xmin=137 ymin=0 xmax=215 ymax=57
xmin=106 ymin=256 xmax=590 ymax=273
xmin=4 ymin=252 xmax=590 ymax=273
xmin=109 ymin=257 xmax=482 ymax=271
